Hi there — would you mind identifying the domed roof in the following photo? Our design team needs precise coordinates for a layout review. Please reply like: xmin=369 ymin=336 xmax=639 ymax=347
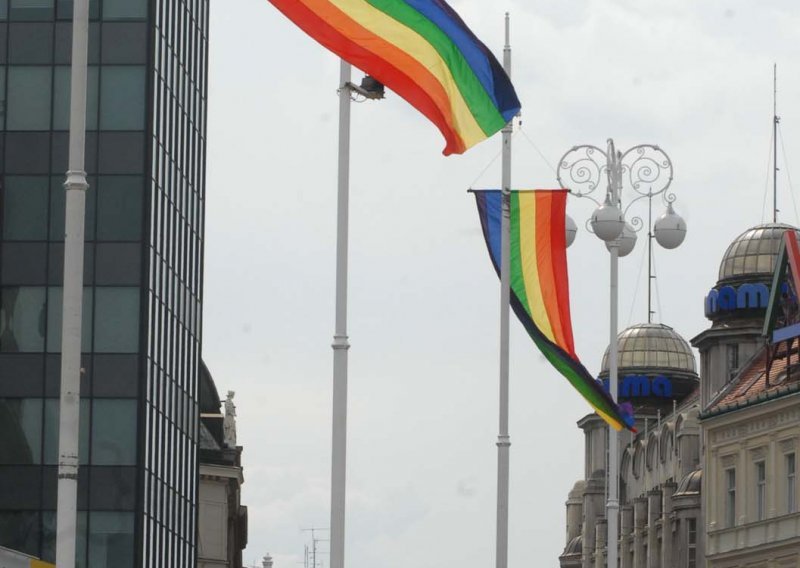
xmin=601 ymin=323 xmax=696 ymax=374
xmin=564 ymin=535 xmax=582 ymax=555
xmin=674 ymin=467 xmax=702 ymax=497
xmin=568 ymin=479 xmax=587 ymax=499
xmin=718 ymin=223 xmax=798 ymax=283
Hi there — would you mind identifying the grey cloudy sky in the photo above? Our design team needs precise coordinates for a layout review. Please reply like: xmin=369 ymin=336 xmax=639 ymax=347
xmin=202 ymin=1 xmax=800 ymax=565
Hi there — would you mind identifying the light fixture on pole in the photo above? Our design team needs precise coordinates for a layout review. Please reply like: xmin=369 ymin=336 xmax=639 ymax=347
xmin=557 ymin=139 xmax=685 ymax=568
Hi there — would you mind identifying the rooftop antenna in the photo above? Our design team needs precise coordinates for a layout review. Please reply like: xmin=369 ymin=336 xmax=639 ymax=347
xmin=774 ymin=63 xmax=780 ymax=223
xmin=302 ymin=527 xmax=329 ymax=568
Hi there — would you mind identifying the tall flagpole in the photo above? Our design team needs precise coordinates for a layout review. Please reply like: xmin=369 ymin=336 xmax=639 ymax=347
xmin=330 ymin=59 xmax=352 ymax=568
xmin=496 ymin=12 xmax=512 ymax=568
xmin=56 ymin=0 xmax=90 ymax=566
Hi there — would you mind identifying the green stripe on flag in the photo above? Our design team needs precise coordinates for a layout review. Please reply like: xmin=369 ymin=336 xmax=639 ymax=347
xmin=364 ymin=0 xmax=506 ymax=136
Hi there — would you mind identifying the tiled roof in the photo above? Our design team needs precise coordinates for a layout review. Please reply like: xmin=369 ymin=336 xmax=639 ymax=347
xmin=703 ymin=344 xmax=800 ymax=417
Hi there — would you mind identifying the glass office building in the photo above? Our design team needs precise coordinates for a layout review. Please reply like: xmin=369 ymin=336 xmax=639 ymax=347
xmin=0 ymin=0 xmax=209 ymax=566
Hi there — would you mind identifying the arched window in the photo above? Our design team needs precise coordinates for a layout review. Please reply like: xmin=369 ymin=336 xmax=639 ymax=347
xmin=646 ymin=433 xmax=659 ymax=471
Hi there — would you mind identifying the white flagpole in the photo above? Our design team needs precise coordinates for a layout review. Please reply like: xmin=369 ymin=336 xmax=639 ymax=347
xmin=56 ymin=0 xmax=90 ymax=566
xmin=496 ymin=12 xmax=512 ymax=568
xmin=330 ymin=59 xmax=352 ymax=568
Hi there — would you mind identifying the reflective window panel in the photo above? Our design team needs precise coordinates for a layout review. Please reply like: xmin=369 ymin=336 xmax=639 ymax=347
xmin=6 ymin=66 xmax=51 ymax=130
xmin=88 ymin=511 xmax=134 ymax=568
xmin=9 ymin=0 xmax=53 ymax=20
xmin=90 ymin=398 xmax=136 ymax=465
xmin=0 ymin=398 xmax=42 ymax=463
xmin=0 ymin=511 xmax=40 ymax=556
xmin=0 ymin=286 xmax=46 ymax=352
xmin=3 ymin=176 xmax=48 ymax=240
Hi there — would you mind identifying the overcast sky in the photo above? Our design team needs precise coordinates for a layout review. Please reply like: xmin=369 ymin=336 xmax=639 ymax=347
xmin=202 ymin=1 xmax=800 ymax=566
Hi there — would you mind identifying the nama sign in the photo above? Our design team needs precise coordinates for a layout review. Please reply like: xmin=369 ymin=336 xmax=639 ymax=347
xmin=600 ymin=375 xmax=673 ymax=398
xmin=704 ymin=282 xmax=779 ymax=316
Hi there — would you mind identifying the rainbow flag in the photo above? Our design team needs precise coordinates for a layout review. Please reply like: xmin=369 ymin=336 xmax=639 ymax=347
xmin=266 ymin=0 xmax=521 ymax=155
xmin=473 ymin=190 xmax=635 ymax=431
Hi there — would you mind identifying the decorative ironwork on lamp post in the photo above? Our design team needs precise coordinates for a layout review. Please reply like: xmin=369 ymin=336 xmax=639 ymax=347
xmin=557 ymin=139 xmax=686 ymax=568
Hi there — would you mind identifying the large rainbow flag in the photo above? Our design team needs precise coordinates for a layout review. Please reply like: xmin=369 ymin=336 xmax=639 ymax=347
xmin=473 ymin=190 xmax=635 ymax=431
xmin=265 ymin=0 xmax=521 ymax=155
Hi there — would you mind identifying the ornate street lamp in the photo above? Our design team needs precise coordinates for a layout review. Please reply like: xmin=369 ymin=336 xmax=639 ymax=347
xmin=557 ymin=139 xmax=686 ymax=568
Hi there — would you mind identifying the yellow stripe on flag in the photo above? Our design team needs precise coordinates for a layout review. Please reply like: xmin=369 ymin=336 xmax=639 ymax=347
xmin=518 ymin=193 xmax=556 ymax=343
xmin=317 ymin=0 xmax=487 ymax=147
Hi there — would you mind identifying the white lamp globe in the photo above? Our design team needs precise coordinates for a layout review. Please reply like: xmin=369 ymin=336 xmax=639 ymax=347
xmin=565 ymin=214 xmax=578 ymax=248
xmin=605 ymin=223 xmax=637 ymax=257
xmin=590 ymin=196 xmax=625 ymax=242
xmin=654 ymin=203 xmax=687 ymax=249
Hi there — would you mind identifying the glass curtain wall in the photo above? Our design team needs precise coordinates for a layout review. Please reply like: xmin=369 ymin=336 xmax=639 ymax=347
xmin=143 ymin=1 xmax=207 ymax=567
xmin=0 ymin=0 xmax=207 ymax=566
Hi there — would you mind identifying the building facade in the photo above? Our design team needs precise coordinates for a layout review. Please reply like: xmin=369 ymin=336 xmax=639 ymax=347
xmin=559 ymin=323 xmax=702 ymax=568
xmin=698 ymin=224 xmax=800 ymax=568
xmin=198 ymin=362 xmax=247 ymax=568
xmin=560 ymin=223 xmax=800 ymax=568
xmin=0 ymin=1 xmax=209 ymax=566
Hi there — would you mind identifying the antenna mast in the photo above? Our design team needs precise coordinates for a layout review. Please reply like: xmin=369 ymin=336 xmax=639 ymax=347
xmin=774 ymin=63 xmax=780 ymax=223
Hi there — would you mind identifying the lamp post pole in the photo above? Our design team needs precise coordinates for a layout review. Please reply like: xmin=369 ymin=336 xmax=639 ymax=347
xmin=557 ymin=140 xmax=683 ymax=567
xmin=329 ymin=63 xmax=383 ymax=568
xmin=495 ymin=13 xmax=512 ymax=568
xmin=330 ymin=58 xmax=352 ymax=568
xmin=56 ymin=0 xmax=90 ymax=566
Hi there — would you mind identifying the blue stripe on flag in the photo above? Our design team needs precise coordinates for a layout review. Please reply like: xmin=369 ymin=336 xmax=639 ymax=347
xmin=401 ymin=0 xmax=499 ymax=110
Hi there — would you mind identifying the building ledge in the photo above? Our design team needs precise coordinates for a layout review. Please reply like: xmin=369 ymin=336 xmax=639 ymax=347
xmin=707 ymin=512 xmax=800 ymax=558
xmin=200 ymin=463 xmax=244 ymax=484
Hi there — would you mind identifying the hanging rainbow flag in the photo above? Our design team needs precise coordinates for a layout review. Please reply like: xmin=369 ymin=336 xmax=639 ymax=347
xmin=473 ymin=190 xmax=635 ymax=431
xmin=265 ymin=0 xmax=521 ymax=155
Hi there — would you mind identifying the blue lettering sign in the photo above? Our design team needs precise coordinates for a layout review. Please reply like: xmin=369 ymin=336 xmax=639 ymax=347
xmin=737 ymin=283 xmax=769 ymax=309
xmin=600 ymin=375 xmax=673 ymax=398
xmin=651 ymin=376 xmax=673 ymax=397
xmin=621 ymin=375 xmax=650 ymax=397
xmin=705 ymin=289 xmax=718 ymax=317
xmin=706 ymin=282 xmax=771 ymax=315
xmin=718 ymin=286 xmax=737 ymax=310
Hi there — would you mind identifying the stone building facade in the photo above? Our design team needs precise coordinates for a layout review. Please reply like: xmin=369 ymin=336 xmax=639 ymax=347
xmin=197 ymin=363 xmax=248 ymax=568
xmin=698 ymin=225 xmax=800 ymax=568
xmin=560 ymin=222 xmax=800 ymax=568
xmin=559 ymin=323 xmax=702 ymax=568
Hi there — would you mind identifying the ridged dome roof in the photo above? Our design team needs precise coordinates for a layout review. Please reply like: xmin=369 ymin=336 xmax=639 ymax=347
xmin=564 ymin=535 xmax=582 ymax=555
xmin=601 ymin=323 xmax=696 ymax=374
xmin=674 ymin=467 xmax=702 ymax=497
xmin=718 ymin=223 xmax=798 ymax=283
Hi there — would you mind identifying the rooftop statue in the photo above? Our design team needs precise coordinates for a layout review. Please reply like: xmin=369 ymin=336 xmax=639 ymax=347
xmin=223 ymin=390 xmax=237 ymax=448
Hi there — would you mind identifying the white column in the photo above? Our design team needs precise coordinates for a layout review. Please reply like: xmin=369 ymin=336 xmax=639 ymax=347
xmin=330 ymin=60 xmax=352 ymax=568
xmin=495 ymin=13 xmax=512 ymax=568
xmin=55 ymin=0 xmax=90 ymax=567
xmin=607 ymin=244 xmax=620 ymax=568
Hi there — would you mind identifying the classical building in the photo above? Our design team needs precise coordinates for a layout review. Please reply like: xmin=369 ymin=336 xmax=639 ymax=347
xmin=698 ymin=224 xmax=800 ymax=567
xmin=560 ymin=223 xmax=800 ymax=568
xmin=198 ymin=362 xmax=248 ymax=568
xmin=0 ymin=1 xmax=210 ymax=566
xmin=560 ymin=323 xmax=702 ymax=568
